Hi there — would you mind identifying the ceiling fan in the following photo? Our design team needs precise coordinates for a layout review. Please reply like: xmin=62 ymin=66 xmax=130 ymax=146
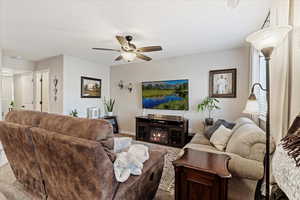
xmin=92 ymin=35 xmax=162 ymax=62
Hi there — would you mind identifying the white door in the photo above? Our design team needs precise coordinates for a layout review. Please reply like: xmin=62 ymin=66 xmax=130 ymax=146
xmin=21 ymin=72 xmax=34 ymax=110
xmin=14 ymin=72 xmax=34 ymax=110
xmin=1 ymin=76 xmax=14 ymax=116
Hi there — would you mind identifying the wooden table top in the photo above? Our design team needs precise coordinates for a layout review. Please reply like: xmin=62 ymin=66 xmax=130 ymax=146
xmin=173 ymin=148 xmax=232 ymax=178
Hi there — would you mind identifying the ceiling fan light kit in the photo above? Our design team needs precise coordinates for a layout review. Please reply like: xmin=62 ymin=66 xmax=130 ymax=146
xmin=92 ymin=35 xmax=162 ymax=62
xmin=121 ymin=50 xmax=136 ymax=62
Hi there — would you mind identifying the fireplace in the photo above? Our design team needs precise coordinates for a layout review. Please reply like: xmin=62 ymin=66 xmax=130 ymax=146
xmin=136 ymin=115 xmax=189 ymax=147
xmin=149 ymin=128 xmax=168 ymax=145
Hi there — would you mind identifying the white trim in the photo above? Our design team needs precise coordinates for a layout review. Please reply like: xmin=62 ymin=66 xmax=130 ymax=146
xmin=119 ymin=130 xmax=135 ymax=136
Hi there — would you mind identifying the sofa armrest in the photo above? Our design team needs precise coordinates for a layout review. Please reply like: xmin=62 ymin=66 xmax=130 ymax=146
xmin=228 ymin=153 xmax=264 ymax=180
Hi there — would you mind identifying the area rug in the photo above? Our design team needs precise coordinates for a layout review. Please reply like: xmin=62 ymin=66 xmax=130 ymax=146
xmin=0 ymin=164 xmax=33 ymax=200
xmin=133 ymin=140 xmax=180 ymax=193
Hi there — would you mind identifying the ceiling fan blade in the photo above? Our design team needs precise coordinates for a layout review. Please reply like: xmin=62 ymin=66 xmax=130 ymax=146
xmin=92 ymin=48 xmax=120 ymax=52
xmin=115 ymin=55 xmax=123 ymax=61
xmin=136 ymin=53 xmax=152 ymax=61
xmin=137 ymin=46 xmax=162 ymax=52
xmin=116 ymin=36 xmax=127 ymax=46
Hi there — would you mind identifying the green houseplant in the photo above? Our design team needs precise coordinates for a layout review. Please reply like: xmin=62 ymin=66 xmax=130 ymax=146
xmin=104 ymin=97 xmax=115 ymax=116
xmin=197 ymin=97 xmax=220 ymax=125
xmin=70 ymin=109 xmax=78 ymax=117
xmin=8 ymin=101 xmax=15 ymax=111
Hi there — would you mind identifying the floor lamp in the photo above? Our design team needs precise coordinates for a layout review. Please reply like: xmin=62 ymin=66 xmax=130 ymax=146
xmin=244 ymin=25 xmax=292 ymax=200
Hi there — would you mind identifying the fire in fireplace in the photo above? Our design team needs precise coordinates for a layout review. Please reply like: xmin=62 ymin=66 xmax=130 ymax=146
xmin=149 ymin=128 xmax=168 ymax=144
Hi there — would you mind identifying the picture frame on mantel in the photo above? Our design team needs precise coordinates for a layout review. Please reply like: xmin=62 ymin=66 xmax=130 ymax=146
xmin=81 ymin=76 xmax=102 ymax=98
xmin=209 ymin=68 xmax=237 ymax=98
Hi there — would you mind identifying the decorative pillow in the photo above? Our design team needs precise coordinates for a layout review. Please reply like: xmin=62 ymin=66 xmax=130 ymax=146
xmin=204 ymin=119 xmax=235 ymax=139
xmin=231 ymin=117 xmax=254 ymax=133
xmin=210 ymin=125 xmax=233 ymax=151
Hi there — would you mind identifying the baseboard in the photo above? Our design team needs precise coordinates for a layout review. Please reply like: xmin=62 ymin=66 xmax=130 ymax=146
xmin=119 ymin=130 xmax=135 ymax=136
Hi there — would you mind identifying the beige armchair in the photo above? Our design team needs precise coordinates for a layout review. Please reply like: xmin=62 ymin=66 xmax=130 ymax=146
xmin=181 ymin=117 xmax=276 ymax=200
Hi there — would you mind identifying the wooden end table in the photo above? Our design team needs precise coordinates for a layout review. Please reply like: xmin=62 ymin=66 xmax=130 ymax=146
xmin=173 ymin=148 xmax=231 ymax=200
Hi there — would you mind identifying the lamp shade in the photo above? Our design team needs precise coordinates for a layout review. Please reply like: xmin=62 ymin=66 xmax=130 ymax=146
xmin=246 ymin=25 xmax=292 ymax=50
xmin=243 ymin=99 xmax=260 ymax=115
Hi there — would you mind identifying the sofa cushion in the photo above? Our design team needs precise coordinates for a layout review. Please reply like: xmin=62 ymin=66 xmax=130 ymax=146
xmin=227 ymin=152 xmax=264 ymax=180
xmin=5 ymin=110 xmax=43 ymax=127
xmin=38 ymin=113 xmax=114 ymax=141
xmin=204 ymin=119 xmax=235 ymax=139
xmin=210 ymin=125 xmax=233 ymax=151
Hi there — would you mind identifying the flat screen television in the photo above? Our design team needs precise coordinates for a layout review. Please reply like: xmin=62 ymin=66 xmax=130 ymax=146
xmin=142 ymin=79 xmax=189 ymax=110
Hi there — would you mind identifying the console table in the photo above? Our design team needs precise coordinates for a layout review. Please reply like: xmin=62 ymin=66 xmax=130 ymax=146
xmin=136 ymin=115 xmax=188 ymax=148
xmin=173 ymin=148 xmax=231 ymax=200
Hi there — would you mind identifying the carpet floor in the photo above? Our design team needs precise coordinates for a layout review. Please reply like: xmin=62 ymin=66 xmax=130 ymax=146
xmin=0 ymin=140 xmax=179 ymax=200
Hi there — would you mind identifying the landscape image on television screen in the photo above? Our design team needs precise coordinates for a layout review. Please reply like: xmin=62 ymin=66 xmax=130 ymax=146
xmin=142 ymin=79 xmax=189 ymax=110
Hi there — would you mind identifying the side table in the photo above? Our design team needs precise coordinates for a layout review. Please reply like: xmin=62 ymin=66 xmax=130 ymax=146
xmin=102 ymin=116 xmax=119 ymax=134
xmin=173 ymin=148 xmax=231 ymax=200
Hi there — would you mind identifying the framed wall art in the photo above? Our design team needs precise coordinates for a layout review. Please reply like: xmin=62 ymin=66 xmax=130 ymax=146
xmin=81 ymin=76 xmax=101 ymax=98
xmin=209 ymin=68 xmax=237 ymax=98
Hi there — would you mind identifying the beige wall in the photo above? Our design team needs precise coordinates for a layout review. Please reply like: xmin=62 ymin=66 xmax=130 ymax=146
xmin=36 ymin=55 xmax=110 ymax=117
xmin=110 ymin=47 xmax=250 ymax=134
xmin=63 ymin=55 xmax=110 ymax=117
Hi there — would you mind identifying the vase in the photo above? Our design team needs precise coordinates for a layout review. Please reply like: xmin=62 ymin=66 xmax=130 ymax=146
xmin=107 ymin=112 xmax=113 ymax=116
xmin=205 ymin=118 xmax=214 ymax=126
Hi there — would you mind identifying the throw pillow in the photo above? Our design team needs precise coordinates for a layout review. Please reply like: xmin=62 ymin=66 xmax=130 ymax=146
xmin=210 ymin=125 xmax=233 ymax=151
xmin=204 ymin=119 xmax=235 ymax=139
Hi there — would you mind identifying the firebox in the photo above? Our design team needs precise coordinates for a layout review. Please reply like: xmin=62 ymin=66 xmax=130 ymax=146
xmin=149 ymin=128 xmax=168 ymax=145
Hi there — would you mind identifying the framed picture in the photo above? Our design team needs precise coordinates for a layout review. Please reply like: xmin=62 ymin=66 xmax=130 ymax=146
xmin=87 ymin=107 xmax=101 ymax=119
xmin=209 ymin=68 xmax=237 ymax=98
xmin=81 ymin=76 xmax=101 ymax=98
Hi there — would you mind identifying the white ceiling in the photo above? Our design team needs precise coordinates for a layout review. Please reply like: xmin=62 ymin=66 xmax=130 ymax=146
xmin=0 ymin=0 xmax=271 ymax=66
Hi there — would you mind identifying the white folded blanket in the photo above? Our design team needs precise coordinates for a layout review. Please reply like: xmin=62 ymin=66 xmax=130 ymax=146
xmin=113 ymin=144 xmax=149 ymax=182
xmin=113 ymin=137 xmax=132 ymax=153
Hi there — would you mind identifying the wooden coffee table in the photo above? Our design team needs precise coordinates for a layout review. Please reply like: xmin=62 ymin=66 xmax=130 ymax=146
xmin=173 ymin=148 xmax=231 ymax=200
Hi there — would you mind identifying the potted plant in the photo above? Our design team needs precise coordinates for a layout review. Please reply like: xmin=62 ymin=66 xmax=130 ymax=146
xmin=8 ymin=101 xmax=15 ymax=111
xmin=104 ymin=97 xmax=115 ymax=116
xmin=70 ymin=109 xmax=78 ymax=117
xmin=197 ymin=97 xmax=220 ymax=125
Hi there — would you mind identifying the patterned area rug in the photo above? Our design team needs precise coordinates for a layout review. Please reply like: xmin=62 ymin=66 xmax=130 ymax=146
xmin=134 ymin=140 xmax=181 ymax=193
xmin=0 ymin=164 xmax=33 ymax=200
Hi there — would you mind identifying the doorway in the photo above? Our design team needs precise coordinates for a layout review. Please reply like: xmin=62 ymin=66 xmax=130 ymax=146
xmin=0 ymin=75 xmax=14 ymax=118
xmin=0 ymin=69 xmax=35 ymax=118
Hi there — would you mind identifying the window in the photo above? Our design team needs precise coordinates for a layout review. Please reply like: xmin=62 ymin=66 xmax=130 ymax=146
xmin=256 ymin=53 xmax=267 ymax=119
